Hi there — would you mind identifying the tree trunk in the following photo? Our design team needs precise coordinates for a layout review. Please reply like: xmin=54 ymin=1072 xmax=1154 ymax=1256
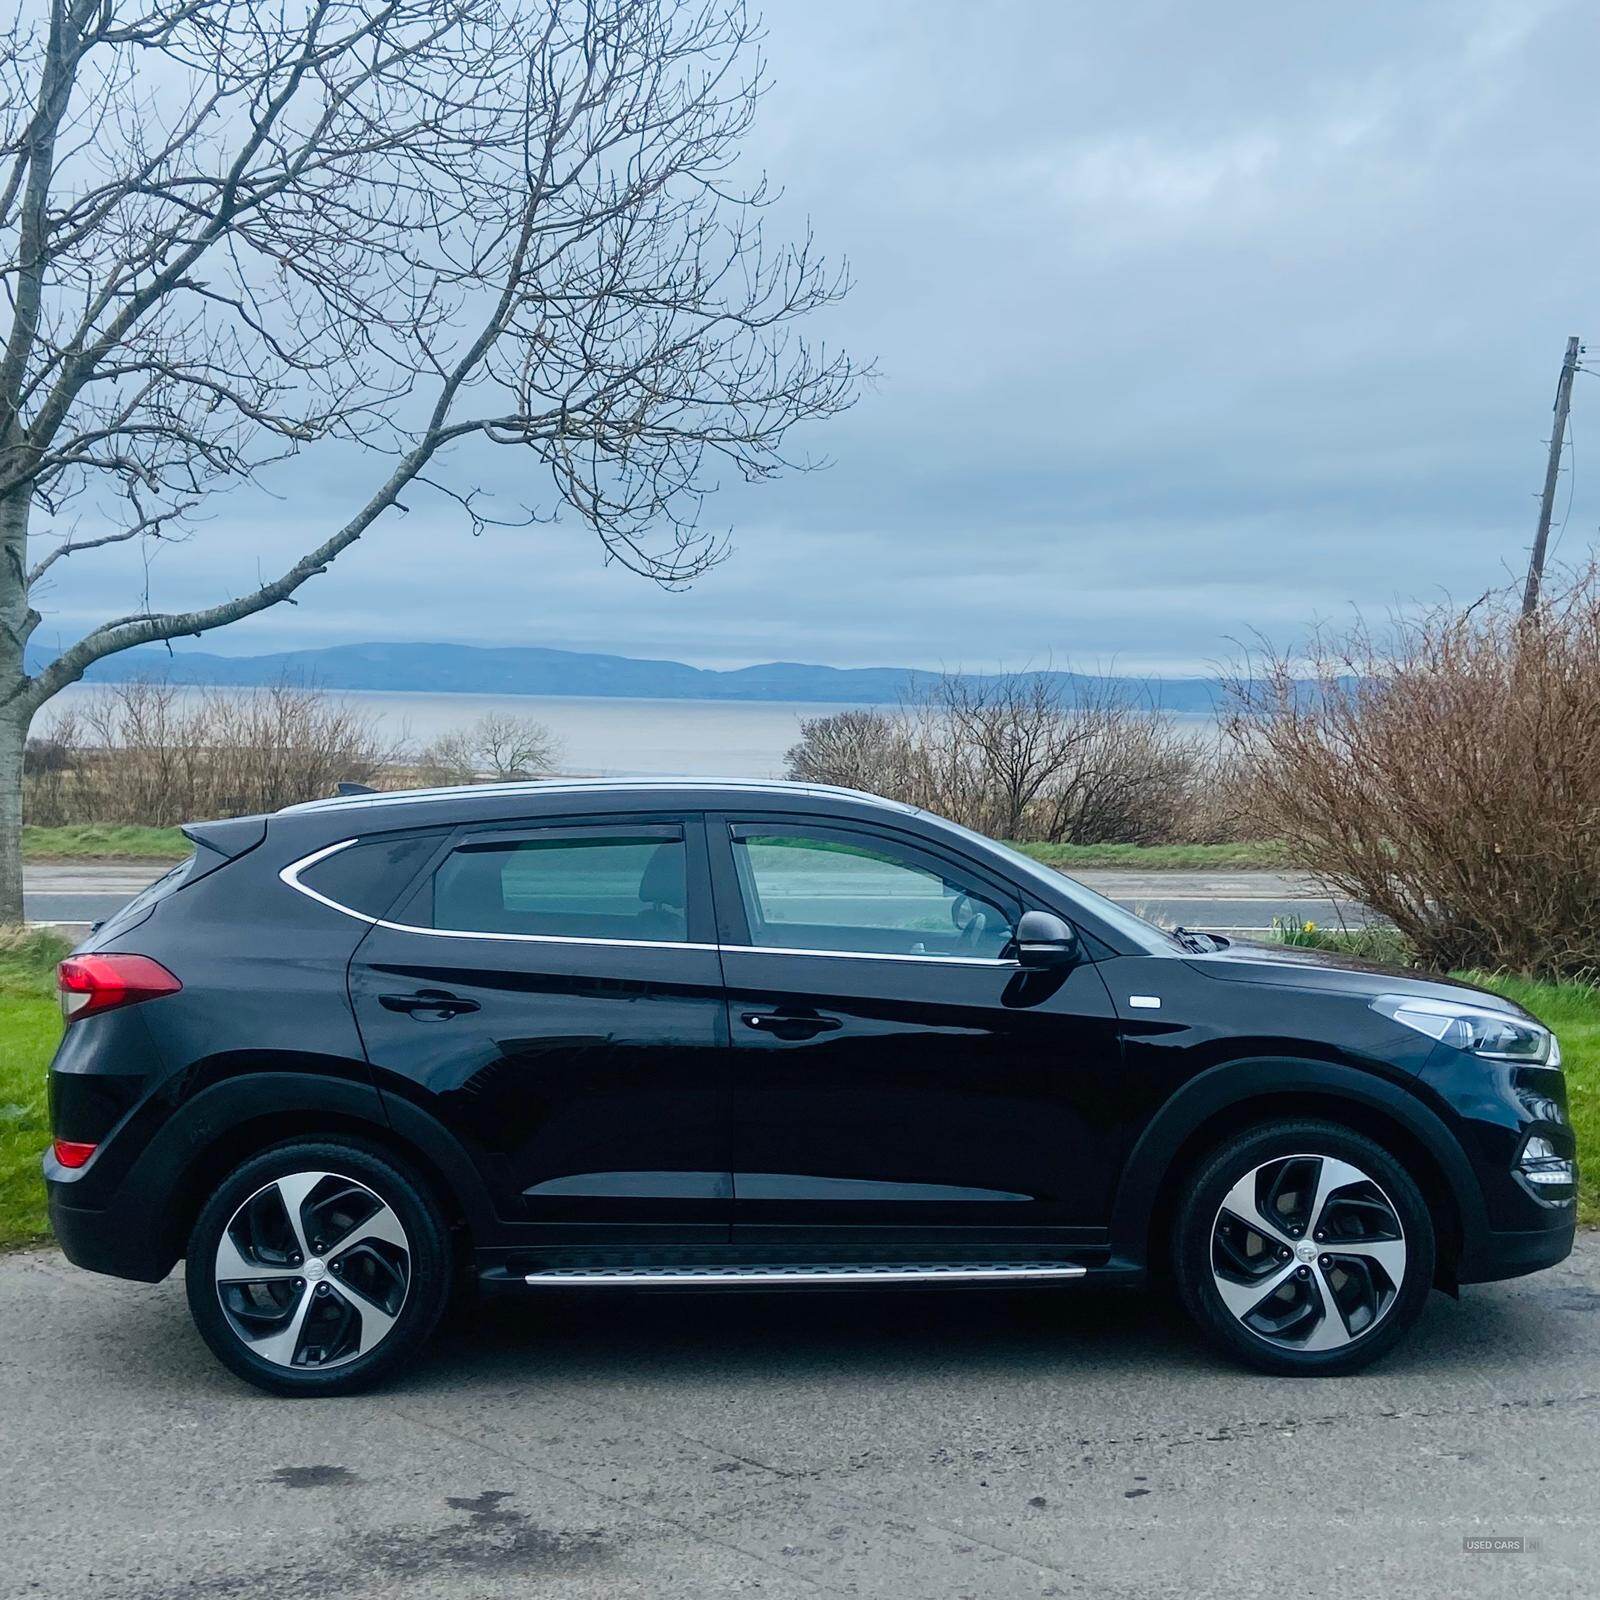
xmin=0 ymin=707 xmax=25 ymax=925
xmin=0 ymin=484 xmax=36 ymax=926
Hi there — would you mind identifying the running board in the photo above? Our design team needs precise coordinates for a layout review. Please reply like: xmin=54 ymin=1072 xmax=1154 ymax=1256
xmin=522 ymin=1259 xmax=1090 ymax=1287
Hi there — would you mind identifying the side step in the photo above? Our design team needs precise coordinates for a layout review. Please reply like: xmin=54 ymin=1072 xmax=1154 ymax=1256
xmin=523 ymin=1259 xmax=1089 ymax=1287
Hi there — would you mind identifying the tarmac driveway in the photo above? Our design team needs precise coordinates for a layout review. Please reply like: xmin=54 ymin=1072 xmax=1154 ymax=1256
xmin=2 ymin=1237 xmax=1597 ymax=1598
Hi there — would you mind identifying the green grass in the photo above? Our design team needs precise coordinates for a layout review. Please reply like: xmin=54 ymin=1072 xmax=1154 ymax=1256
xmin=22 ymin=824 xmax=188 ymax=861
xmin=1010 ymin=839 xmax=1290 ymax=871
xmin=0 ymin=928 xmax=71 ymax=1249
xmin=1265 ymin=916 xmax=1416 ymax=967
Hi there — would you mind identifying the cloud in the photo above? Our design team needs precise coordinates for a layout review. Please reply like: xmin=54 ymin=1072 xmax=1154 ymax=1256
xmin=29 ymin=0 xmax=1599 ymax=675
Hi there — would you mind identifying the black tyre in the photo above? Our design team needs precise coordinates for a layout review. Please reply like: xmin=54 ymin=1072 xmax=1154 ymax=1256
xmin=1173 ymin=1119 xmax=1435 ymax=1376
xmin=184 ymin=1138 xmax=452 ymax=1397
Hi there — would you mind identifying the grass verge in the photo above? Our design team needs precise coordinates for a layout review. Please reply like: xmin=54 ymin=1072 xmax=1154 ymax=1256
xmin=1011 ymin=839 xmax=1290 ymax=871
xmin=0 ymin=927 xmax=72 ymax=1249
xmin=22 ymin=824 xmax=189 ymax=861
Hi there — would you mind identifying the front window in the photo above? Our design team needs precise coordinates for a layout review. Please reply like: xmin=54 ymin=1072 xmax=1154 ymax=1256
xmin=730 ymin=826 xmax=1016 ymax=958
xmin=939 ymin=823 xmax=1183 ymax=956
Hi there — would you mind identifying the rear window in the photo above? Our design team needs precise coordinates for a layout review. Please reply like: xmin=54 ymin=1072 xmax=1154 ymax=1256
xmin=89 ymin=854 xmax=199 ymax=940
xmin=430 ymin=832 xmax=687 ymax=942
xmin=297 ymin=833 xmax=441 ymax=918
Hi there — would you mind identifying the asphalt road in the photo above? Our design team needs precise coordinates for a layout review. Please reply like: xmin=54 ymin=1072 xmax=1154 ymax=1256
xmin=1068 ymin=867 xmax=1384 ymax=933
xmin=22 ymin=861 xmax=1382 ymax=934
xmin=22 ymin=862 xmax=168 ymax=929
xmin=3 ymin=1238 xmax=1597 ymax=1598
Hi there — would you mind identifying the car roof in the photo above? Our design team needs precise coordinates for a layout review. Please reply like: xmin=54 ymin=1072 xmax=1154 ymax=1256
xmin=278 ymin=776 xmax=921 ymax=822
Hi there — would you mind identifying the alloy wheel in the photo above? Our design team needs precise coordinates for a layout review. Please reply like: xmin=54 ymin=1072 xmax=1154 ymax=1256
xmin=213 ymin=1169 xmax=411 ymax=1370
xmin=1210 ymin=1152 xmax=1407 ymax=1353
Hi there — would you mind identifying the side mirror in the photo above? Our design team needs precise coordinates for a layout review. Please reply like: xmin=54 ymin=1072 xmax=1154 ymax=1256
xmin=1014 ymin=910 xmax=1080 ymax=969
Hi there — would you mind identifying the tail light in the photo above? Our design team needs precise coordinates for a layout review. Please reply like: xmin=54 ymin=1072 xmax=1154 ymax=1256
xmin=52 ymin=1139 xmax=97 ymax=1168
xmin=57 ymin=954 xmax=181 ymax=1022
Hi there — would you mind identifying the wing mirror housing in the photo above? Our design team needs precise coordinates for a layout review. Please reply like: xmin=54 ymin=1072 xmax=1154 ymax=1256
xmin=1014 ymin=910 xmax=1080 ymax=969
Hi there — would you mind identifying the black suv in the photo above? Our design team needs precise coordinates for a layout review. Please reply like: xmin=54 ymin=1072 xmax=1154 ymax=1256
xmin=45 ymin=780 xmax=1576 ymax=1394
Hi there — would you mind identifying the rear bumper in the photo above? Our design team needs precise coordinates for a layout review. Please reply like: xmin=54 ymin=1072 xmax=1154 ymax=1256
xmin=44 ymin=1152 xmax=178 ymax=1283
xmin=1456 ymin=1211 xmax=1576 ymax=1285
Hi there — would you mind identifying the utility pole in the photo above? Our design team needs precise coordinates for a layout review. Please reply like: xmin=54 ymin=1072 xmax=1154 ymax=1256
xmin=1522 ymin=334 xmax=1581 ymax=617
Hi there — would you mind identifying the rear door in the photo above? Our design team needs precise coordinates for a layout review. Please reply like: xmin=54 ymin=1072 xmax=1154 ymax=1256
xmin=346 ymin=814 xmax=731 ymax=1243
xmin=710 ymin=814 xmax=1123 ymax=1245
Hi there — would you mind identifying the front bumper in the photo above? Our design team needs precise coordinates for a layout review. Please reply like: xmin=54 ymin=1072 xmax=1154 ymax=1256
xmin=1416 ymin=1048 xmax=1578 ymax=1284
xmin=1456 ymin=1211 xmax=1577 ymax=1285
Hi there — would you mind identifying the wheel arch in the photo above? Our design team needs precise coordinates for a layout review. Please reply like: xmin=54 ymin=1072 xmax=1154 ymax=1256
xmin=130 ymin=1068 xmax=495 ymax=1276
xmin=1112 ymin=1057 xmax=1485 ymax=1288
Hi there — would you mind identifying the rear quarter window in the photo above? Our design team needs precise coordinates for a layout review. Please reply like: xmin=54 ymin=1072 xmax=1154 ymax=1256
xmin=297 ymin=833 xmax=442 ymax=918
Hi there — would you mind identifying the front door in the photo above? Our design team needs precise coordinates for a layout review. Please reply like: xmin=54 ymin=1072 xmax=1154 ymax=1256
xmin=710 ymin=815 xmax=1123 ymax=1246
xmin=349 ymin=815 xmax=731 ymax=1243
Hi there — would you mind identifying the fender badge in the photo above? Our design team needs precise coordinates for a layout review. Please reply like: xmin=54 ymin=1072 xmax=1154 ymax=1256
xmin=1128 ymin=995 xmax=1162 ymax=1009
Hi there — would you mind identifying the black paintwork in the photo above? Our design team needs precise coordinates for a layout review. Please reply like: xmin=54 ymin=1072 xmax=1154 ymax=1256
xmin=43 ymin=780 xmax=1576 ymax=1289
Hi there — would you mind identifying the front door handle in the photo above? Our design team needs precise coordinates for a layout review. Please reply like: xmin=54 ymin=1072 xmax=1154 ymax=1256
xmin=740 ymin=1008 xmax=843 ymax=1041
xmin=379 ymin=989 xmax=481 ymax=1019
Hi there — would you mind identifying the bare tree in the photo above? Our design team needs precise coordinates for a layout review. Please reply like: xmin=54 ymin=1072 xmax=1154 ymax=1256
xmin=26 ymin=675 xmax=397 ymax=822
xmin=0 ymin=0 xmax=858 ymax=918
xmin=416 ymin=709 xmax=562 ymax=783
xmin=784 ymin=706 xmax=907 ymax=794
xmin=785 ymin=674 xmax=1199 ymax=844
xmin=905 ymin=674 xmax=1195 ymax=844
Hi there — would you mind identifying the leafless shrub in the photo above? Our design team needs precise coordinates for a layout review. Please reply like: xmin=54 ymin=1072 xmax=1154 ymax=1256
xmin=786 ymin=674 xmax=1202 ymax=844
xmin=784 ymin=709 xmax=914 ymax=794
xmin=26 ymin=679 xmax=397 ymax=825
xmin=1171 ymin=742 xmax=1268 ymax=845
xmin=415 ymin=713 xmax=564 ymax=785
xmin=1223 ymin=564 xmax=1600 ymax=977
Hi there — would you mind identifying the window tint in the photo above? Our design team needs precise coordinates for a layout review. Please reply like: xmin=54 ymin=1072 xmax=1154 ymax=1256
xmin=431 ymin=833 xmax=687 ymax=942
xmin=731 ymin=828 xmax=1015 ymax=958
xmin=92 ymin=853 xmax=198 ymax=939
xmin=299 ymin=833 xmax=440 ymax=917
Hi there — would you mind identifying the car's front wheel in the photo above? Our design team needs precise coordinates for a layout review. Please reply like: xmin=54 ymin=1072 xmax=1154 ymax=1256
xmin=184 ymin=1138 xmax=452 ymax=1396
xmin=1173 ymin=1119 xmax=1435 ymax=1376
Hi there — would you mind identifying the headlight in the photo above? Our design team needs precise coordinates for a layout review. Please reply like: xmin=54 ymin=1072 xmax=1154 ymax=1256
xmin=1371 ymin=994 xmax=1556 ymax=1063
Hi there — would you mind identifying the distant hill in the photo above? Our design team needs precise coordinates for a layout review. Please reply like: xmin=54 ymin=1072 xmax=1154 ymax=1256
xmin=23 ymin=640 xmax=1232 ymax=712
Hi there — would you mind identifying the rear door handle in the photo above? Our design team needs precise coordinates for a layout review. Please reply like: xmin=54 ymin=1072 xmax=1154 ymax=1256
xmin=740 ymin=1008 xmax=843 ymax=1041
xmin=379 ymin=989 xmax=481 ymax=1019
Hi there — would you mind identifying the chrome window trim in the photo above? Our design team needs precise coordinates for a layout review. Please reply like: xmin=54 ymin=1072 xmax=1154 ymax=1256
xmin=734 ymin=943 xmax=1014 ymax=969
xmin=280 ymin=839 xmax=1017 ymax=967
xmin=280 ymin=838 xmax=379 ymax=920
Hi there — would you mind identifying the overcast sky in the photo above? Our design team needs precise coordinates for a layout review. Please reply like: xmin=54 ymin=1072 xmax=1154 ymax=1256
xmin=29 ymin=0 xmax=1600 ymax=674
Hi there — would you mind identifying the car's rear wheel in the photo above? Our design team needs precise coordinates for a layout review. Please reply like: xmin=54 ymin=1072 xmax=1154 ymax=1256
xmin=1173 ymin=1119 xmax=1435 ymax=1376
xmin=184 ymin=1139 xmax=452 ymax=1396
